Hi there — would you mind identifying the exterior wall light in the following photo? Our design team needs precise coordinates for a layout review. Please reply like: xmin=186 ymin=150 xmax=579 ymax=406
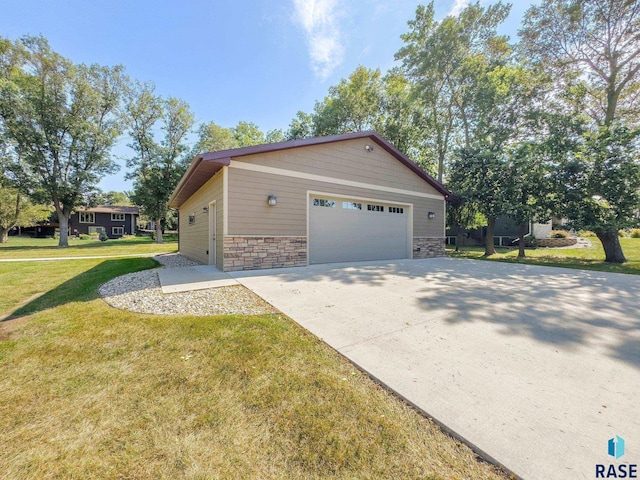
xmin=365 ymin=145 xmax=374 ymax=152
xmin=202 ymin=206 xmax=209 ymax=213
xmin=267 ymin=195 xmax=277 ymax=206
xmin=428 ymin=211 xmax=435 ymax=219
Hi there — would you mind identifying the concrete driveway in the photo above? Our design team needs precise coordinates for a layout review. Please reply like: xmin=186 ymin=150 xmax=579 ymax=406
xmin=229 ymin=257 xmax=640 ymax=480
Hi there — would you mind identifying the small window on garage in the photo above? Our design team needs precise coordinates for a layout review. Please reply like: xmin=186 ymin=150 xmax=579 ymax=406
xmin=188 ymin=213 xmax=196 ymax=225
xmin=389 ymin=207 xmax=404 ymax=214
xmin=112 ymin=226 xmax=124 ymax=236
xmin=367 ymin=204 xmax=384 ymax=212
xmin=342 ymin=202 xmax=362 ymax=210
xmin=313 ymin=198 xmax=336 ymax=208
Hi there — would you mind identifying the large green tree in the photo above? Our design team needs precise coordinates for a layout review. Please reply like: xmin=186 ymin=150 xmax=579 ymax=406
xmin=449 ymin=147 xmax=508 ymax=256
xmin=286 ymin=111 xmax=314 ymax=140
xmin=232 ymin=121 xmax=265 ymax=147
xmin=189 ymin=120 xmax=269 ymax=159
xmin=448 ymin=62 xmax=542 ymax=256
xmin=294 ymin=66 xmax=437 ymax=174
xmin=265 ymin=128 xmax=286 ymax=144
xmin=191 ymin=122 xmax=238 ymax=154
xmin=520 ymin=0 xmax=640 ymax=262
xmin=557 ymin=126 xmax=640 ymax=262
xmin=0 ymin=36 xmax=126 ymax=247
xmin=504 ymin=141 xmax=557 ymax=258
xmin=396 ymin=1 xmax=511 ymax=182
xmin=312 ymin=66 xmax=384 ymax=136
xmin=520 ymin=0 xmax=640 ymax=128
xmin=126 ymin=83 xmax=194 ymax=243
xmin=0 ymin=185 xmax=50 ymax=242
xmin=87 ymin=190 xmax=131 ymax=206
xmin=377 ymin=69 xmax=434 ymax=172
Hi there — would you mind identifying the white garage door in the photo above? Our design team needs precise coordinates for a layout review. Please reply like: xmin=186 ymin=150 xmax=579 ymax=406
xmin=309 ymin=195 xmax=409 ymax=264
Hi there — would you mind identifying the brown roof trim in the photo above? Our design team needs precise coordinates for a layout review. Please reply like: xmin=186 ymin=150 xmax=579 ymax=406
xmin=168 ymin=131 xmax=450 ymax=208
xmin=168 ymin=156 xmax=231 ymax=208
xmin=76 ymin=205 xmax=139 ymax=214
xmin=198 ymin=131 xmax=376 ymax=162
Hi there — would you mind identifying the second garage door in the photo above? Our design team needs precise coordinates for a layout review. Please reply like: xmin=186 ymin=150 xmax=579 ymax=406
xmin=309 ymin=194 xmax=410 ymax=265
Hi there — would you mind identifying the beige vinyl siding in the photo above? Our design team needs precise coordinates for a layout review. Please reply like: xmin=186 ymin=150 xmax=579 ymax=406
xmin=178 ymin=170 xmax=224 ymax=267
xmin=232 ymin=137 xmax=441 ymax=196
xmin=227 ymin=168 xmax=444 ymax=238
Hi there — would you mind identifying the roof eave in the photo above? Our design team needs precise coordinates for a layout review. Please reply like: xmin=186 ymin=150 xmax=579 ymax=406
xmin=168 ymin=156 xmax=231 ymax=208
xmin=168 ymin=131 xmax=452 ymax=208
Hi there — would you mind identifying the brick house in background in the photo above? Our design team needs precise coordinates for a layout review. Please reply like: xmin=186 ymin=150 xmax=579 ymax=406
xmin=70 ymin=206 xmax=139 ymax=238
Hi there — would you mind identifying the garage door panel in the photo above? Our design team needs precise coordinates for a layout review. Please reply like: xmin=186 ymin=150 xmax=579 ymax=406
xmin=309 ymin=195 xmax=409 ymax=264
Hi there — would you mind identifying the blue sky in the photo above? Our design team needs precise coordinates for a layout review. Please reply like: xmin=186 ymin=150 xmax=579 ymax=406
xmin=1 ymin=0 xmax=539 ymax=192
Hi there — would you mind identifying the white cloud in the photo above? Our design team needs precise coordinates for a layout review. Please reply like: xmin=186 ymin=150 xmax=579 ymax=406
xmin=448 ymin=0 xmax=470 ymax=17
xmin=292 ymin=0 xmax=345 ymax=80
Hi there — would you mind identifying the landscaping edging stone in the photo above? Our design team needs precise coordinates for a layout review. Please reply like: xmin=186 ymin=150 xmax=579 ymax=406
xmin=536 ymin=237 xmax=577 ymax=248
xmin=98 ymin=253 xmax=278 ymax=316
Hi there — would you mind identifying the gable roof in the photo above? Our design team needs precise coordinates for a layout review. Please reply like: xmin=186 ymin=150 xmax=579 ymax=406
xmin=168 ymin=131 xmax=450 ymax=208
xmin=76 ymin=205 xmax=139 ymax=215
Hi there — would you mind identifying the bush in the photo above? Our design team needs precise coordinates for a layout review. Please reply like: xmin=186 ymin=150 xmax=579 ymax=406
xmin=619 ymin=229 xmax=629 ymax=237
xmin=78 ymin=234 xmax=91 ymax=240
xmin=525 ymin=236 xmax=538 ymax=248
xmin=631 ymin=229 xmax=640 ymax=239
xmin=549 ymin=230 xmax=570 ymax=238
xmin=578 ymin=230 xmax=596 ymax=237
xmin=98 ymin=231 xmax=108 ymax=242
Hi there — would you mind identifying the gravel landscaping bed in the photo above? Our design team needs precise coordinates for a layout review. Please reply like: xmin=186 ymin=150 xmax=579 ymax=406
xmin=99 ymin=253 xmax=278 ymax=316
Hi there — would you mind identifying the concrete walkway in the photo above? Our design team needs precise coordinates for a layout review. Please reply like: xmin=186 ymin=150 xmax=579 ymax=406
xmin=157 ymin=265 xmax=238 ymax=293
xmin=0 ymin=253 xmax=161 ymax=262
xmin=228 ymin=258 xmax=640 ymax=480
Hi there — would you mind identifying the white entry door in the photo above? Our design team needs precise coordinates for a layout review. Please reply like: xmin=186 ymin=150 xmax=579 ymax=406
xmin=308 ymin=194 xmax=409 ymax=265
xmin=208 ymin=201 xmax=216 ymax=266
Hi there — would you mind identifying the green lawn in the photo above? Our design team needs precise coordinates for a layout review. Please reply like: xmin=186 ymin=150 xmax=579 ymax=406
xmin=0 ymin=234 xmax=177 ymax=260
xmin=0 ymin=258 xmax=507 ymax=479
xmin=448 ymin=237 xmax=640 ymax=275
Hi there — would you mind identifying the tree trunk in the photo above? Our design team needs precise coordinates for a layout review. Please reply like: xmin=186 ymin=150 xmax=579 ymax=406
xmin=455 ymin=232 xmax=463 ymax=252
xmin=517 ymin=222 xmax=528 ymax=258
xmin=58 ymin=211 xmax=70 ymax=247
xmin=596 ymin=230 xmax=626 ymax=263
xmin=484 ymin=216 xmax=496 ymax=256
xmin=155 ymin=218 xmax=164 ymax=244
xmin=605 ymin=83 xmax=618 ymax=127
xmin=437 ymin=151 xmax=445 ymax=184
xmin=1 ymin=193 xmax=20 ymax=243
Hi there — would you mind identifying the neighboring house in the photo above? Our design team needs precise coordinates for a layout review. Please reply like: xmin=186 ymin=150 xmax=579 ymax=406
xmin=447 ymin=216 xmax=553 ymax=247
xmin=10 ymin=223 xmax=57 ymax=238
xmin=168 ymin=131 xmax=450 ymax=271
xmin=70 ymin=206 xmax=139 ymax=238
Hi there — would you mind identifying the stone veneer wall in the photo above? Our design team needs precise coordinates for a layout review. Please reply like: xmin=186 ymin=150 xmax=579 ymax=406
xmin=413 ymin=237 xmax=446 ymax=259
xmin=223 ymin=236 xmax=307 ymax=271
xmin=535 ymin=237 xmax=577 ymax=248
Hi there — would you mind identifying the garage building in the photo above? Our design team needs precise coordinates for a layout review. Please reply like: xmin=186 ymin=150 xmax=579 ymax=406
xmin=168 ymin=131 xmax=450 ymax=271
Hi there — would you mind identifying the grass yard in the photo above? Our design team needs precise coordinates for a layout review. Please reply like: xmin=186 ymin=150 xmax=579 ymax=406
xmin=0 ymin=258 xmax=508 ymax=479
xmin=448 ymin=237 xmax=640 ymax=275
xmin=0 ymin=234 xmax=177 ymax=260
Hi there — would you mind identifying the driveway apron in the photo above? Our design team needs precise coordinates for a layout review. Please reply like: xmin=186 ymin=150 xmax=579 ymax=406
xmin=229 ymin=257 xmax=640 ymax=480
